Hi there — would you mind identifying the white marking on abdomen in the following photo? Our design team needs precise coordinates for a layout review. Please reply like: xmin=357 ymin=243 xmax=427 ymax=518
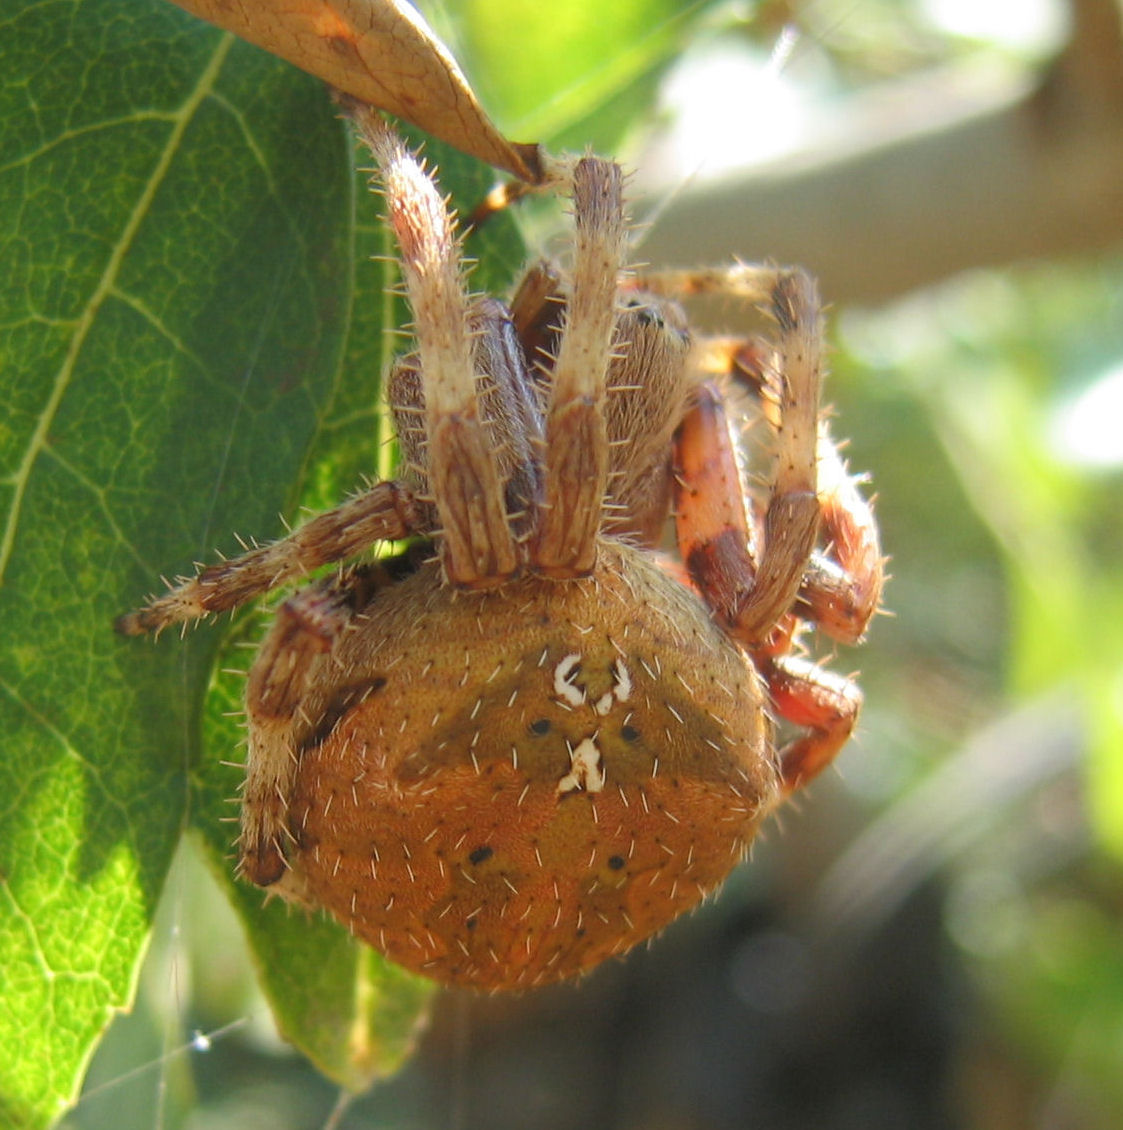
xmin=553 ymin=654 xmax=585 ymax=707
xmin=594 ymin=657 xmax=633 ymax=716
xmin=556 ymin=737 xmax=606 ymax=795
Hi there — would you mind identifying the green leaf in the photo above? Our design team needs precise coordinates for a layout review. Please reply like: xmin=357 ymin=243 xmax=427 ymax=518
xmin=0 ymin=0 xmax=360 ymax=1122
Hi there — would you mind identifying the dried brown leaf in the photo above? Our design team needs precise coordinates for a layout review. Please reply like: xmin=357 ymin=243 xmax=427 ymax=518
xmin=168 ymin=0 xmax=543 ymax=181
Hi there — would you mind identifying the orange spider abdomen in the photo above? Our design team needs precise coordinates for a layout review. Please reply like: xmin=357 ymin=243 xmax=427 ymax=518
xmin=276 ymin=541 xmax=780 ymax=988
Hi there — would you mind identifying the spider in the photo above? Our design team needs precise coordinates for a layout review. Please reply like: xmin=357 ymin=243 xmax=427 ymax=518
xmin=118 ymin=106 xmax=883 ymax=989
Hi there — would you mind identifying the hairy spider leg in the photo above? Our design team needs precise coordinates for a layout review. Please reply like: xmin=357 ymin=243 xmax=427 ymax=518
xmin=509 ymin=264 xmax=694 ymax=547
xmin=508 ymin=260 xmax=566 ymax=363
xmin=237 ymin=556 xmax=418 ymax=888
xmin=114 ymin=484 xmax=422 ymax=635
xmin=704 ymin=334 xmax=885 ymax=645
xmin=795 ymin=433 xmax=884 ymax=644
xmin=355 ymin=108 xmax=519 ymax=589
xmin=670 ymin=267 xmax=822 ymax=645
xmin=239 ymin=573 xmax=358 ymax=885
xmin=675 ymin=380 xmax=861 ymax=793
xmin=531 ymin=156 xmax=627 ymax=576
xmin=629 ymin=267 xmax=883 ymax=640
xmin=763 ymin=651 xmax=864 ymax=792
xmin=675 ymin=371 xmax=863 ymax=792
xmin=388 ymin=297 xmax=545 ymax=546
xmin=660 ymin=264 xmax=882 ymax=791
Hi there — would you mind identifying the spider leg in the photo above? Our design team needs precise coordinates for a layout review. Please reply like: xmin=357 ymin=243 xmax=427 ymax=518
xmin=388 ymin=297 xmax=545 ymax=545
xmin=115 ymin=482 xmax=422 ymax=635
xmin=240 ymin=567 xmax=389 ymax=888
xmin=673 ymin=379 xmax=759 ymax=613
xmin=532 ymin=156 xmax=626 ymax=576
xmin=665 ymin=264 xmax=881 ymax=791
xmin=631 ymin=264 xmax=815 ymax=306
xmin=797 ymin=434 xmax=883 ymax=644
xmin=510 ymin=261 xmax=694 ymax=548
xmin=673 ymin=268 xmax=822 ymax=645
xmin=654 ymin=264 xmax=883 ymax=643
xmin=354 ymin=108 xmax=519 ymax=588
xmin=713 ymin=333 xmax=885 ymax=644
xmin=509 ymin=259 xmax=565 ymax=367
xmin=762 ymin=653 xmax=863 ymax=792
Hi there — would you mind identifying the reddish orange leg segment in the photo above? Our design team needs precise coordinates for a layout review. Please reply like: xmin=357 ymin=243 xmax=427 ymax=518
xmin=674 ymin=380 xmax=760 ymax=622
xmin=674 ymin=298 xmax=822 ymax=652
xmin=678 ymin=269 xmax=822 ymax=645
xmin=762 ymin=654 xmax=863 ymax=792
xmin=797 ymin=434 xmax=884 ymax=644
xmin=674 ymin=376 xmax=820 ymax=646
xmin=716 ymin=331 xmax=886 ymax=645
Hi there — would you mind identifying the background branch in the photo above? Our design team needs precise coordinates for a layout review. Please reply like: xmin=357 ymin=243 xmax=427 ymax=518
xmin=641 ymin=0 xmax=1123 ymax=306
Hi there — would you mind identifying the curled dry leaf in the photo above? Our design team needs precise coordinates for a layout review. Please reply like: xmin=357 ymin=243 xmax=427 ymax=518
xmin=168 ymin=0 xmax=543 ymax=181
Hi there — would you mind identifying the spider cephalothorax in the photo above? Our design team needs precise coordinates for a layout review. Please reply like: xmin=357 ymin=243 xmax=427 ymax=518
xmin=119 ymin=107 xmax=883 ymax=989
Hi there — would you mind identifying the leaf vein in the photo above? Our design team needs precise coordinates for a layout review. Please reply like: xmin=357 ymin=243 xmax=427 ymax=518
xmin=108 ymin=285 xmax=208 ymax=374
xmin=39 ymin=445 xmax=151 ymax=574
xmin=0 ymin=33 xmax=237 ymax=584
xmin=0 ymin=111 xmax=179 ymax=179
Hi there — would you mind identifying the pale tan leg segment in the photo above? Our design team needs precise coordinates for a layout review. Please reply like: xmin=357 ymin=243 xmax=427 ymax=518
xmin=115 ymin=482 xmax=421 ymax=635
xmin=353 ymin=108 xmax=518 ymax=588
xmin=533 ymin=157 xmax=626 ymax=576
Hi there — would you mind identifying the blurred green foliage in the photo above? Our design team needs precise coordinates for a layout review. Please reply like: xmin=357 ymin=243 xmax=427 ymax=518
xmin=839 ymin=258 xmax=1123 ymax=1122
